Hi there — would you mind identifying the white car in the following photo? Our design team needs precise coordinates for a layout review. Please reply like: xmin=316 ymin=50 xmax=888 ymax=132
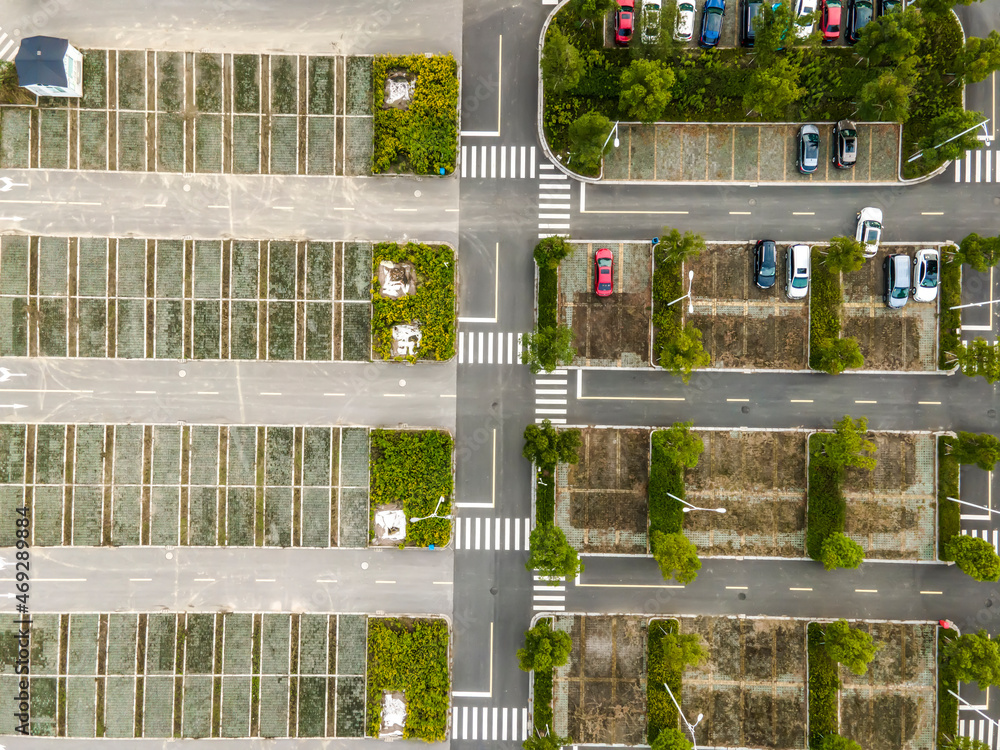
xmin=856 ymin=207 xmax=883 ymax=258
xmin=785 ymin=244 xmax=811 ymax=299
xmin=911 ymin=248 xmax=939 ymax=302
xmin=674 ymin=0 xmax=696 ymax=40
xmin=642 ymin=0 xmax=662 ymax=42
xmin=795 ymin=0 xmax=816 ymax=37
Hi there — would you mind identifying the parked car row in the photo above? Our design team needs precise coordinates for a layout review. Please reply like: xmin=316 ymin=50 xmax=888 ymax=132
xmin=753 ymin=241 xmax=812 ymax=299
xmin=884 ymin=248 xmax=939 ymax=308
xmin=794 ymin=119 xmax=860 ymax=174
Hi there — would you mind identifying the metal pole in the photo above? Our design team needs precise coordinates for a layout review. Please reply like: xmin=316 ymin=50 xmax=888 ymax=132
xmin=947 ymin=497 xmax=1000 ymax=517
xmin=663 ymin=683 xmax=700 ymax=750
xmin=908 ymin=117 xmax=990 ymax=162
xmin=949 ymin=299 xmax=1000 ymax=311
xmin=667 ymin=491 xmax=726 ymax=514
xmin=948 ymin=689 xmax=1000 ymax=733
xmin=601 ymin=121 xmax=621 ymax=152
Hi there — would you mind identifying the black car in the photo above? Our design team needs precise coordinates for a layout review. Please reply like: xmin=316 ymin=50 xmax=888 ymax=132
xmin=739 ymin=0 xmax=764 ymax=46
xmin=754 ymin=240 xmax=777 ymax=290
xmin=846 ymin=0 xmax=873 ymax=43
xmin=877 ymin=0 xmax=901 ymax=14
xmin=832 ymin=119 xmax=858 ymax=169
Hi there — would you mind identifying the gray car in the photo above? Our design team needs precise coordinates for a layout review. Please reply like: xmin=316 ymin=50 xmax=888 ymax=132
xmin=883 ymin=253 xmax=910 ymax=309
xmin=797 ymin=124 xmax=820 ymax=174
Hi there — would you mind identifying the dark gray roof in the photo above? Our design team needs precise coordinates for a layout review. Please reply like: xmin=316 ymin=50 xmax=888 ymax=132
xmin=15 ymin=36 xmax=70 ymax=87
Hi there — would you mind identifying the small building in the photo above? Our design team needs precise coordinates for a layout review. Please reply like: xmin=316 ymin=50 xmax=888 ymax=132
xmin=14 ymin=36 xmax=83 ymax=98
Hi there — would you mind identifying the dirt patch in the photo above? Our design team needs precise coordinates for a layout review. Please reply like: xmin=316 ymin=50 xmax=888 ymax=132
xmin=571 ymin=291 xmax=650 ymax=362
xmin=557 ymin=428 xmax=649 ymax=554
xmin=684 ymin=430 xmax=808 ymax=557
xmin=554 ymin=615 xmax=647 ymax=745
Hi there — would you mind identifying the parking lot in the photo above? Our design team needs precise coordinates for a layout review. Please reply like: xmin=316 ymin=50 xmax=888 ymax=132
xmin=0 ymin=235 xmax=372 ymax=361
xmin=0 ymin=423 xmax=372 ymax=548
xmin=686 ymin=243 xmax=810 ymax=370
xmin=0 ymin=49 xmax=373 ymax=175
xmin=0 ymin=612 xmax=368 ymax=738
xmin=842 ymin=246 xmax=939 ymax=371
xmin=602 ymin=123 xmax=900 ymax=182
xmin=558 ymin=241 xmax=652 ymax=367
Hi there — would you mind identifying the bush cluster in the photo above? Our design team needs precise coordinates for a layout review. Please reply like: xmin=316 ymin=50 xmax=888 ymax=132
xmin=646 ymin=620 xmax=681 ymax=742
xmin=807 ymin=623 xmax=841 ymax=748
xmin=805 ymin=436 xmax=847 ymax=561
xmin=373 ymin=54 xmax=458 ymax=174
xmin=366 ymin=618 xmax=450 ymax=741
xmin=372 ymin=242 xmax=456 ymax=362
xmin=938 ymin=436 xmax=960 ymax=560
xmin=533 ymin=665 xmax=554 ymax=737
xmin=370 ymin=429 xmax=454 ymax=547
xmin=937 ymin=628 xmax=959 ymax=748
xmin=648 ymin=431 xmax=686 ymax=536
xmin=809 ymin=248 xmax=863 ymax=373
xmin=939 ymin=251 xmax=962 ymax=369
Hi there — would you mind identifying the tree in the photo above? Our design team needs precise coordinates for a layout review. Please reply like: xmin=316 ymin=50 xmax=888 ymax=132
xmin=946 ymin=535 xmax=1000 ymax=582
xmin=819 ymin=532 xmax=865 ymax=571
xmin=651 ymin=727 xmax=694 ymax=750
xmin=568 ymin=0 xmax=619 ymax=23
xmin=818 ymin=735 xmax=864 ymax=750
xmin=953 ymin=31 xmax=1000 ymax=84
xmin=916 ymin=0 xmax=985 ymax=21
xmin=534 ymin=236 xmax=573 ymax=269
xmin=951 ymin=431 xmax=1000 ymax=471
xmin=959 ymin=232 xmax=1000 ymax=272
xmin=857 ymin=68 xmax=915 ymax=122
xmin=823 ymin=236 xmax=866 ymax=273
xmin=659 ymin=630 xmax=708 ymax=670
xmin=742 ymin=57 xmax=804 ymax=120
xmin=524 ymin=730 xmax=574 ymax=750
xmin=812 ymin=337 xmax=864 ymax=375
xmin=853 ymin=10 xmax=922 ymax=66
xmin=568 ymin=110 xmax=614 ymax=174
xmin=917 ymin=108 xmax=987 ymax=166
xmin=821 ymin=415 xmax=877 ymax=470
xmin=650 ymin=530 xmax=702 ymax=584
xmin=657 ymin=227 xmax=705 ymax=266
xmin=656 ymin=421 xmax=705 ymax=468
xmin=523 ymin=420 xmax=583 ymax=466
xmin=823 ymin=619 xmax=881 ymax=674
xmin=524 ymin=325 xmax=576 ymax=374
xmin=542 ymin=28 xmax=585 ymax=95
xmin=526 ymin=524 xmax=584 ymax=580
xmin=620 ymin=58 xmax=676 ymax=123
xmin=954 ymin=338 xmax=1000 ymax=383
xmin=752 ymin=0 xmax=800 ymax=60
xmin=518 ymin=619 xmax=573 ymax=672
xmin=658 ymin=322 xmax=710 ymax=383
xmin=943 ymin=629 xmax=1000 ymax=689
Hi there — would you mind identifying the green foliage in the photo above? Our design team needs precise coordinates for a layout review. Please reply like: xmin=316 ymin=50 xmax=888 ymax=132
xmin=938 ymin=436 xmax=961 ymax=560
xmin=535 ymin=236 xmax=573 ymax=270
xmin=372 ymin=54 xmax=458 ymax=174
xmin=620 ymin=58 xmax=676 ymax=123
xmin=943 ymin=629 xmax=1000 ymax=690
xmin=743 ymin=57 xmax=805 ymax=120
xmin=854 ymin=9 xmax=923 ymax=67
xmin=857 ymin=65 xmax=915 ymax=123
xmin=518 ymin=619 xmax=573 ymax=672
xmin=946 ymin=535 xmax=1000 ymax=581
xmin=659 ymin=321 xmax=711 ymax=382
xmin=371 ymin=242 xmax=456 ymax=361
xmin=658 ymin=228 xmax=706 ymax=265
xmin=818 ymin=735 xmax=864 ymax=750
xmin=524 ymin=325 xmax=577 ymax=374
xmin=531 ymin=666 xmax=555 ymax=740
xmin=523 ymin=420 xmax=583 ymax=465
xmin=823 ymin=415 xmax=878 ymax=471
xmin=809 ymin=248 xmax=864 ymax=374
xmin=568 ymin=110 xmax=614 ymax=175
xmin=646 ymin=619 xmax=681 ymax=742
xmin=539 ymin=266 xmax=558 ymax=329
xmin=952 ymin=431 xmax=1000 ymax=471
xmin=366 ymin=618 xmax=450 ymax=741
xmin=823 ymin=619 xmax=881 ymax=675
xmin=651 ymin=530 xmax=702 ymax=584
xmin=938 ymin=628 xmax=959 ymax=748
xmin=650 ymin=232 xmax=710 ymax=378
xmin=914 ymin=107 xmax=987 ymax=171
xmin=958 ymin=232 xmax=1000 ymax=272
xmin=806 ymin=439 xmax=847 ymax=562
xmin=653 ymin=727 xmax=694 ymax=750
xmin=954 ymin=338 xmax=1000 ymax=383
xmin=649 ymin=426 xmax=697 ymax=536
xmin=943 ymin=738 xmax=993 ymax=750
xmin=939 ymin=249 xmax=962 ymax=369
xmin=807 ymin=622 xmax=840 ymax=748
xmin=0 ymin=60 xmax=35 ymax=105
xmin=526 ymin=523 xmax=584 ymax=580
xmin=569 ymin=0 xmax=619 ymax=22
xmin=916 ymin=0 xmax=984 ymax=20
xmin=543 ymin=27 xmax=585 ymax=94
xmin=823 ymin=237 xmax=866 ymax=274
xmin=524 ymin=729 xmax=573 ymax=750
xmin=753 ymin=0 xmax=800 ymax=60
xmin=536 ymin=464 xmax=556 ymax=525
xmin=370 ymin=430 xmax=454 ymax=547
xmin=953 ymin=31 xmax=1000 ymax=84
xmin=655 ymin=421 xmax=705 ymax=469
xmin=819 ymin=532 xmax=864 ymax=571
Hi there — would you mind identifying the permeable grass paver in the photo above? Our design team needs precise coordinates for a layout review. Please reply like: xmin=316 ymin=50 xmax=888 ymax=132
xmin=146 ymin=613 xmax=177 ymax=674
xmin=271 ymin=56 xmax=299 ymax=115
xmin=118 ymin=112 xmax=147 ymax=171
xmin=299 ymin=615 xmax=329 ymax=674
xmin=266 ymin=428 xmax=294 ymax=486
xmin=0 ymin=299 xmax=28 ymax=357
xmin=232 ymin=241 xmax=260 ymax=298
xmin=67 ymin=614 xmax=100 ymax=674
xmin=341 ymin=304 xmax=370 ymax=361
xmin=302 ymin=487 xmax=333 ymax=547
xmin=106 ymin=614 xmax=139 ymax=674
xmin=111 ymin=485 xmax=141 ymax=545
xmin=0 ymin=109 xmax=31 ymax=169
xmin=113 ymin=425 xmax=144 ymax=484
xmin=233 ymin=115 xmax=262 ymax=173
xmin=262 ymin=614 xmax=291 ymax=674
xmin=309 ymin=57 xmax=336 ymax=115
xmin=234 ymin=55 xmax=261 ymax=113
xmin=629 ymin=125 xmax=656 ymax=180
xmin=154 ymin=299 xmax=183 ymax=358
xmin=268 ymin=242 xmax=297 ymax=299
xmin=105 ymin=676 xmax=135 ymax=736
xmin=39 ymin=109 xmax=69 ymax=169
xmin=265 ymin=487 xmax=292 ymax=545
xmin=156 ymin=51 xmax=183 ymax=112
xmin=345 ymin=117 xmax=374 ymax=176
xmin=184 ymin=614 xmax=216 ymax=673
xmin=189 ymin=487 xmax=218 ymax=545
xmin=182 ymin=675 xmax=213 ymax=737
xmin=298 ymin=676 xmax=327 ymax=736
xmin=654 ymin=124 xmax=683 ymax=181
xmin=681 ymin=125 xmax=707 ymax=180
xmin=144 ymin=675 xmax=175 ymax=736
xmin=194 ymin=241 xmax=222 ymax=297
xmin=603 ymin=132 xmax=631 ymax=180
xmin=221 ymin=676 xmax=251 ymax=737
xmin=39 ymin=236 xmax=68 ymax=296
xmin=228 ymin=426 xmax=257 ymax=485
xmin=0 ymin=236 xmax=29 ymax=294
xmin=869 ymin=123 xmax=899 ymax=180
xmin=307 ymin=117 xmax=336 ymax=174
xmin=336 ymin=615 xmax=367 ymax=675
xmin=346 ymin=57 xmax=373 ymax=116
xmin=271 ymin=116 xmax=299 ymax=174
xmin=30 ymin=676 xmax=57 ymax=735
xmin=707 ymin=126 xmax=734 ymax=181
xmin=66 ymin=676 xmax=97 ymax=737
xmin=195 ymin=115 xmax=223 ymax=172
xmin=230 ymin=301 xmax=258 ymax=358
xmin=196 ymin=54 xmax=223 ymax=112
xmin=117 ymin=50 xmax=146 ymax=110
xmin=268 ymin=302 xmax=296 ymax=360
xmin=226 ymin=487 xmax=254 ymax=546
xmin=30 ymin=614 xmax=60 ymax=675
xmin=336 ymin=675 xmax=366 ymax=736
xmin=733 ymin=126 xmax=760 ymax=181
xmin=79 ymin=110 xmax=108 ymax=170
xmin=72 ymin=486 xmax=103 ymax=545
xmin=78 ymin=300 xmax=108 ymax=356
xmin=0 ymin=423 xmax=26 ymax=482
xmin=38 ymin=298 xmax=68 ymax=356
xmin=342 ymin=243 xmax=372 ymax=301
xmin=34 ymin=425 xmax=66 ymax=484
xmin=193 ymin=301 xmax=222 ymax=359
xmin=152 ymin=424 xmax=181 ymax=485
xmin=339 ymin=429 xmax=369 ymax=488
xmin=156 ymin=113 xmax=184 ymax=171
xmin=260 ymin=676 xmax=290 ymax=737
xmin=306 ymin=242 xmax=334 ymax=299
xmin=150 ymin=486 xmax=180 ymax=545
xmin=0 ymin=487 xmax=22 ymax=545
xmin=190 ymin=426 xmax=220 ymax=486
xmin=306 ymin=303 xmax=333 ymax=360
xmin=223 ymin=613 xmax=253 ymax=674
xmin=758 ymin=126 xmax=788 ymax=181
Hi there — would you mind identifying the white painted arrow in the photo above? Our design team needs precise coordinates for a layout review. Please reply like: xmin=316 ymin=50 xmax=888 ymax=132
xmin=0 ymin=368 xmax=26 ymax=382
xmin=0 ymin=177 xmax=28 ymax=192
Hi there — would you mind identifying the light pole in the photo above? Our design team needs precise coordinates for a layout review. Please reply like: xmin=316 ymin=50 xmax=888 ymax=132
xmin=410 ymin=496 xmax=452 ymax=523
xmin=907 ymin=117 xmax=990 ymax=162
xmin=949 ymin=299 xmax=1000 ymax=311
xmin=949 ymin=689 xmax=999 ymax=732
xmin=667 ymin=270 xmax=696 ymax=314
xmin=663 ymin=682 xmax=703 ymax=750
xmin=667 ymin=491 xmax=726 ymax=514
xmin=602 ymin=121 xmax=621 ymax=152
xmin=947 ymin=497 xmax=1000 ymax=517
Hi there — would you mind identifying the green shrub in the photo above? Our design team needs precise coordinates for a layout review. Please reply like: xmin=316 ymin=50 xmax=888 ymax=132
xmin=808 ymin=622 xmax=840 ymax=748
xmin=533 ymin=666 xmax=554 ymax=735
xmin=370 ymin=429 xmax=454 ymax=547
xmin=939 ymin=254 xmax=962 ymax=369
xmin=366 ymin=618 xmax=450 ymax=741
xmin=808 ymin=249 xmax=861 ymax=374
xmin=647 ymin=619 xmax=681 ymax=742
xmin=372 ymin=54 xmax=458 ymax=174
xmin=538 ymin=267 xmax=558 ymax=329
xmin=372 ymin=242 xmax=456 ymax=361
xmin=649 ymin=430 xmax=688 ymax=536
xmin=938 ymin=628 xmax=959 ymax=748
xmin=537 ymin=463 xmax=556 ymax=526
xmin=806 ymin=436 xmax=847 ymax=561
xmin=938 ymin=435 xmax=961 ymax=560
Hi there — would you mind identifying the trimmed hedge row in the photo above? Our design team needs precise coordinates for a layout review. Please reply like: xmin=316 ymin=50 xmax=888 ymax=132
xmin=805 ymin=435 xmax=847 ymax=561
xmin=939 ymin=255 xmax=962 ymax=370
xmin=937 ymin=628 xmax=958 ymax=748
xmin=538 ymin=267 xmax=558 ymax=329
xmin=646 ymin=619 xmax=681 ymax=743
xmin=938 ymin=435 xmax=960 ymax=561
xmin=534 ymin=665 xmax=554 ymax=736
xmin=808 ymin=248 xmax=845 ymax=371
xmin=536 ymin=463 xmax=556 ymax=526
xmin=652 ymin=258 xmax=683 ymax=366
xmin=807 ymin=622 xmax=840 ymax=748
xmin=649 ymin=431 xmax=685 ymax=536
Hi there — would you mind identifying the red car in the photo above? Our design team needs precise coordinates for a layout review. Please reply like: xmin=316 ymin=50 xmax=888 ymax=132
xmin=595 ymin=248 xmax=614 ymax=297
xmin=820 ymin=0 xmax=841 ymax=41
xmin=615 ymin=0 xmax=635 ymax=45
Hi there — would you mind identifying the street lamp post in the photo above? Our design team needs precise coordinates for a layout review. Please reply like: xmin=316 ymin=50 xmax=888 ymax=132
xmin=667 ymin=270 xmax=696 ymax=314
xmin=948 ymin=689 xmax=1000 ymax=733
xmin=602 ymin=121 xmax=621 ymax=152
xmin=410 ymin=496 xmax=452 ymax=523
xmin=663 ymin=682 xmax=703 ymax=750
xmin=667 ymin=491 xmax=726 ymax=514
xmin=907 ymin=117 xmax=990 ymax=162
xmin=947 ymin=497 xmax=1000 ymax=517
xmin=949 ymin=299 xmax=1000 ymax=311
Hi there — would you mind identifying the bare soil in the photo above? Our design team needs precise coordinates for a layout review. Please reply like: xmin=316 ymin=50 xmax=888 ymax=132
xmin=571 ymin=291 xmax=650 ymax=362
xmin=843 ymin=433 xmax=917 ymax=494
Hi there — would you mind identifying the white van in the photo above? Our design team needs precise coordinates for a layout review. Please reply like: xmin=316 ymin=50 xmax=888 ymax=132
xmin=785 ymin=244 xmax=811 ymax=300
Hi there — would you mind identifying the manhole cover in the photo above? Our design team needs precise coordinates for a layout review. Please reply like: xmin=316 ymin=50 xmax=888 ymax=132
xmin=989 ymin=409 xmax=997 ymax=419
xmin=988 ymin=598 xmax=994 ymax=608
xmin=738 ymin=592 xmax=747 ymax=600
xmin=741 ymin=405 xmax=750 ymax=414
xmin=748 ymin=198 xmax=757 ymax=206
xmin=490 ymin=587 xmax=498 ymax=595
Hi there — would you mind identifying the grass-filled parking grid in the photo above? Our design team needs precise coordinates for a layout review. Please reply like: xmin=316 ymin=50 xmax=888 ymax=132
xmin=0 ymin=50 xmax=373 ymax=175
xmin=0 ymin=423 xmax=373 ymax=548
xmin=0 ymin=613 xmax=370 ymax=738
xmin=0 ymin=235 xmax=372 ymax=361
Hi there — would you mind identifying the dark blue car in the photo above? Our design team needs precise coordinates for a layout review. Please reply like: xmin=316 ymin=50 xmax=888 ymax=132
xmin=700 ymin=0 xmax=726 ymax=47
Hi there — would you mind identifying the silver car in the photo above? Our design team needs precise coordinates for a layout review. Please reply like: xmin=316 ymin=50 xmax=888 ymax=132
xmin=642 ymin=0 xmax=662 ymax=42
xmin=785 ymin=244 xmax=811 ymax=299
xmin=856 ymin=206 xmax=882 ymax=258
xmin=883 ymin=253 xmax=910 ymax=309
xmin=911 ymin=248 xmax=939 ymax=302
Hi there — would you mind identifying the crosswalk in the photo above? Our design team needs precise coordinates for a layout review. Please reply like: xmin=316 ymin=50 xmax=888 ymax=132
xmin=451 ymin=706 xmax=530 ymax=741
xmin=461 ymin=144 xmax=537 ymax=179
xmin=458 ymin=330 xmax=524 ymax=365
xmin=538 ymin=163 xmax=571 ymax=239
xmin=533 ymin=574 xmax=566 ymax=612
xmin=455 ymin=517 xmax=532 ymax=551
xmin=962 ymin=528 xmax=999 ymax=553
xmin=954 ymin=150 xmax=1000 ymax=182
xmin=961 ymin=716 xmax=997 ymax=748
xmin=535 ymin=369 xmax=568 ymax=424
xmin=0 ymin=29 xmax=18 ymax=61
